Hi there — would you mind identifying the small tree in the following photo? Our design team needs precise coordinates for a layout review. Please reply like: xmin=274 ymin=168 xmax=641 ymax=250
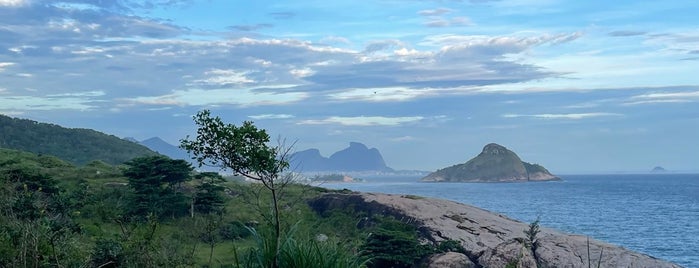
xmin=180 ymin=109 xmax=294 ymax=268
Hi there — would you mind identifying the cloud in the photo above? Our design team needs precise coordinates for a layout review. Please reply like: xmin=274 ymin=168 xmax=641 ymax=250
xmin=608 ymin=30 xmax=646 ymax=37
xmin=328 ymin=87 xmax=439 ymax=102
xmin=48 ymin=90 xmax=105 ymax=97
xmin=191 ymin=69 xmax=256 ymax=86
xmin=127 ymin=86 xmax=307 ymax=107
xmin=503 ymin=113 xmax=622 ymax=119
xmin=0 ymin=62 xmax=14 ymax=71
xmin=298 ymin=116 xmax=424 ymax=126
xmin=0 ymin=94 xmax=101 ymax=111
xmin=248 ymin=114 xmax=295 ymax=120
xmin=424 ymin=17 xmax=473 ymax=27
xmin=289 ymin=68 xmax=315 ymax=78
xmin=390 ymin=136 xmax=418 ymax=142
xmin=427 ymin=32 xmax=583 ymax=50
xmin=230 ymin=23 xmax=273 ymax=32
xmin=0 ymin=0 xmax=25 ymax=7
xmin=418 ymin=8 xmax=453 ymax=16
xmin=624 ymin=90 xmax=699 ymax=105
xmin=320 ymin=36 xmax=350 ymax=44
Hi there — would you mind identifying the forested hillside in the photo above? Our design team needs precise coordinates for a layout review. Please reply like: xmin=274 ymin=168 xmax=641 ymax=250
xmin=0 ymin=115 xmax=157 ymax=165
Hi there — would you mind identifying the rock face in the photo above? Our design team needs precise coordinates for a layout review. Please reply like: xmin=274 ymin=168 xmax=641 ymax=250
xmin=422 ymin=143 xmax=559 ymax=182
xmin=425 ymin=252 xmax=476 ymax=268
xmin=291 ymin=142 xmax=393 ymax=172
xmin=309 ymin=192 xmax=681 ymax=268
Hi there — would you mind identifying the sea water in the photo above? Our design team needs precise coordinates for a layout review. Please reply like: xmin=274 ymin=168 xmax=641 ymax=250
xmin=322 ymin=174 xmax=699 ymax=267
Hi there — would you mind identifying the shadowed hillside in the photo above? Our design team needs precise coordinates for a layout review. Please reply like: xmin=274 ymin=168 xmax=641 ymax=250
xmin=0 ymin=115 xmax=157 ymax=165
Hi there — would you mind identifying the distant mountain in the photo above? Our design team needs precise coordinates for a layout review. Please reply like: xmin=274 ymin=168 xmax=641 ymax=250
xmin=139 ymin=137 xmax=190 ymax=161
xmin=650 ymin=166 xmax=668 ymax=173
xmin=0 ymin=114 xmax=157 ymax=165
xmin=291 ymin=142 xmax=394 ymax=172
xmin=421 ymin=143 xmax=559 ymax=182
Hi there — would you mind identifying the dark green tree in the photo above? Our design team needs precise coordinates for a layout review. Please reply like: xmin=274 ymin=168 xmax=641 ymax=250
xmin=193 ymin=172 xmax=226 ymax=215
xmin=123 ymin=155 xmax=193 ymax=219
xmin=180 ymin=109 xmax=294 ymax=268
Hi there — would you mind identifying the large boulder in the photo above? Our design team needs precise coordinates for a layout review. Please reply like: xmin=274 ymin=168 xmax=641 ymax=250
xmin=425 ymin=252 xmax=477 ymax=268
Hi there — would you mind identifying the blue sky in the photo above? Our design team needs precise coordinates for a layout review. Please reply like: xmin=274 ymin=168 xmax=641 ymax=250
xmin=1 ymin=0 xmax=698 ymax=173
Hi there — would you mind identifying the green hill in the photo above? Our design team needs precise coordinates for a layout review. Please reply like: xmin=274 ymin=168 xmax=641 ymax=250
xmin=421 ymin=143 xmax=560 ymax=182
xmin=0 ymin=114 xmax=157 ymax=165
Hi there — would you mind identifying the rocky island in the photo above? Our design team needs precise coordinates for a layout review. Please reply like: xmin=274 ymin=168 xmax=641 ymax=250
xmin=422 ymin=143 xmax=560 ymax=182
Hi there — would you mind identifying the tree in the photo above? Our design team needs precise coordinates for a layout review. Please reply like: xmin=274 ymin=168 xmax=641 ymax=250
xmin=180 ymin=109 xmax=294 ymax=268
xmin=123 ymin=155 xmax=193 ymax=219
xmin=193 ymin=172 xmax=226 ymax=215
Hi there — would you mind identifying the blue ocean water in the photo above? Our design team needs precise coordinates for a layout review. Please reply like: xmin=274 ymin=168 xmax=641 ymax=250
xmin=323 ymin=174 xmax=699 ymax=267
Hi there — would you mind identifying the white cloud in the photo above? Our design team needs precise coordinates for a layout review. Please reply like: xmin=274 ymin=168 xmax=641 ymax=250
xmin=328 ymin=87 xmax=438 ymax=102
xmin=290 ymin=68 xmax=315 ymax=78
xmin=0 ymin=62 xmax=15 ymax=71
xmin=298 ymin=116 xmax=424 ymax=126
xmin=418 ymin=8 xmax=453 ymax=16
xmin=0 ymin=0 xmax=25 ymax=7
xmin=248 ymin=114 xmax=295 ymax=120
xmin=320 ymin=36 xmax=351 ymax=44
xmin=624 ymin=90 xmax=699 ymax=105
xmin=390 ymin=136 xmax=418 ymax=142
xmin=424 ymin=32 xmax=582 ymax=49
xmin=0 ymin=110 xmax=24 ymax=116
xmin=0 ymin=95 xmax=98 ymax=111
xmin=192 ymin=69 xmax=255 ymax=86
xmin=48 ymin=90 xmax=105 ymax=97
xmin=503 ymin=113 xmax=622 ymax=119
xmin=128 ymin=86 xmax=306 ymax=107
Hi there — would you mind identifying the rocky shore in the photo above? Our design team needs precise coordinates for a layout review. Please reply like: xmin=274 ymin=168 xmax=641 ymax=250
xmin=310 ymin=192 xmax=681 ymax=268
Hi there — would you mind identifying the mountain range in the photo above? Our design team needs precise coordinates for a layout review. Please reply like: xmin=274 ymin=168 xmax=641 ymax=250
xmin=291 ymin=142 xmax=394 ymax=172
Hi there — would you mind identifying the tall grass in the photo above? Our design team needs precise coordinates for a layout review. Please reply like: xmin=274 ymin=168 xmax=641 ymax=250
xmin=238 ymin=225 xmax=366 ymax=268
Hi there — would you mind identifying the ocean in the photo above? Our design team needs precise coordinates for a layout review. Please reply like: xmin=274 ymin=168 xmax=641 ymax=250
xmin=322 ymin=174 xmax=699 ymax=267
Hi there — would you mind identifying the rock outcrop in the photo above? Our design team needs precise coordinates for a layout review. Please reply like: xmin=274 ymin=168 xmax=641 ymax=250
xmin=291 ymin=142 xmax=393 ymax=172
xmin=422 ymin=143 xmax=559 ymax=182
xmin=309 ymin=192 xmax=680 ymax=268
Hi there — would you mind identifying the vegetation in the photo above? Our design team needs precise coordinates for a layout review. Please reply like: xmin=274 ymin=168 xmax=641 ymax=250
xmin=0 ymin=112 xmax=449 ymax=267
xmin=524 ymin=217 xmax=541 ymax=268
xmin=0 ymin=114 xmax=157 ymax=165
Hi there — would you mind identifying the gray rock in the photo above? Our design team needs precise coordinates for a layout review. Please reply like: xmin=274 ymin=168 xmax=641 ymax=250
xmin=309 ymin=192 xmax=681 ymax=268
xmin=425 ymin=252 xmax=476 ymax=268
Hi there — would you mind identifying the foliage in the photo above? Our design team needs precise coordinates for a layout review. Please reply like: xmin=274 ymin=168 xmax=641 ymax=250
xmin=0 ymin=158 xmax=88 ymax=267
xmin=181 ymin=109 xmax=296 ymax=268
xmin=123 ymin=155 xmax=193 ymax=220
xmin=524 ymin=217 xmax=541 ymax=249
xmin=0 ymin=114 xmax=157 ymax=165
xmin=240 ymin=225 xmax=366 ymax=268
xmin=360 ymin=217 xmax=433 ymax=268
xmin=194 ymin=172 xmax=227 ymax=215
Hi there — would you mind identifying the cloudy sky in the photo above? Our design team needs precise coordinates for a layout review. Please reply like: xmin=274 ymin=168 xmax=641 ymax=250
xmin=1 ymin=0 xmax=698 ymax=173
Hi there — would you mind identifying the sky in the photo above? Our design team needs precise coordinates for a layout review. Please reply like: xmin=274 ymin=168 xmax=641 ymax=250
xmin=1 ymin=0 xmax=698 ymax=174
